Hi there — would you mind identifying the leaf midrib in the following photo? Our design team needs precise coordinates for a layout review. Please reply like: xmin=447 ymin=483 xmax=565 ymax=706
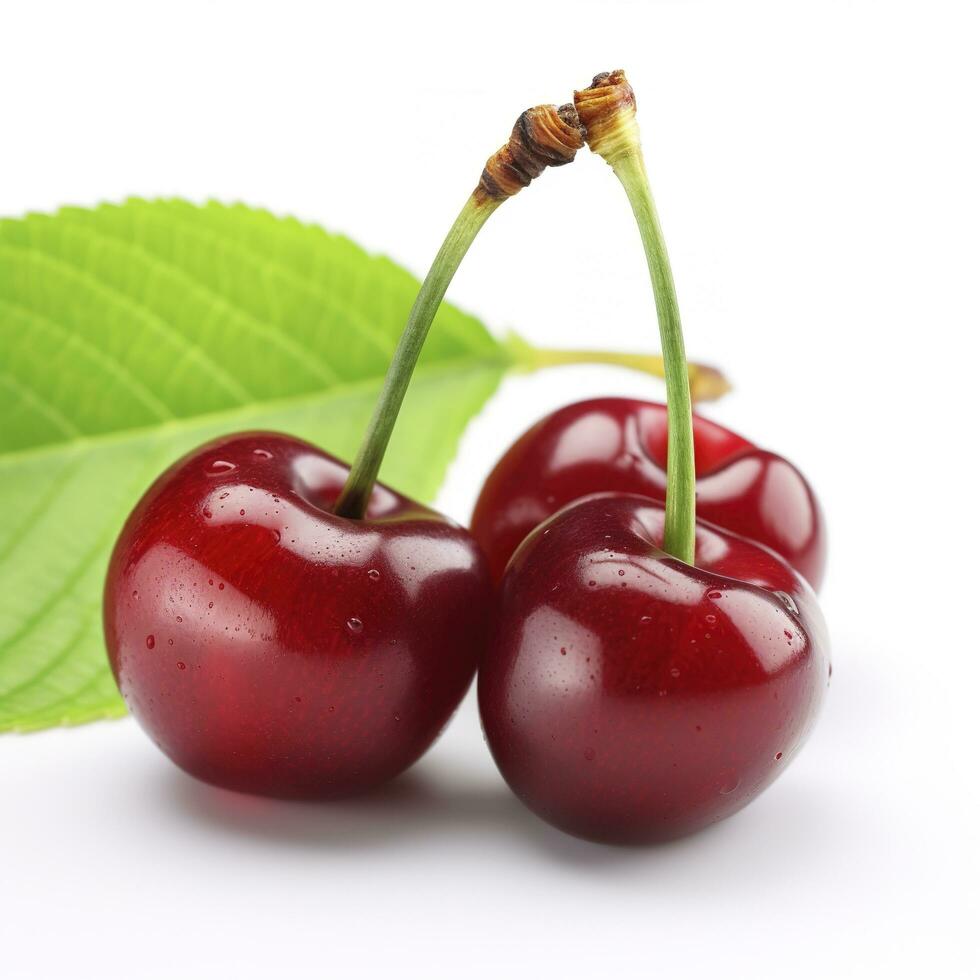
xmin=0 ymin=351 xmax=514 ymax=470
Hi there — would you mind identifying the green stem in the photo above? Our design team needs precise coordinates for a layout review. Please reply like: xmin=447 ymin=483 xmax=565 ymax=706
xmin=612 ymin=149 xmax=696 ymax=563
xmin=505 ymin=333 xmax=729 ymax=402
xmin=334 ymin=195 xmax=499 ymax=519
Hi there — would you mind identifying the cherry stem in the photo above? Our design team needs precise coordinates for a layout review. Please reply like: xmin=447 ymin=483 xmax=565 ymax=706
xmin=612 ymin=150 xmax=696 ymax=564
xmin=334 ymin=195 xmax=499 ymax=519
xmin=335 ymin=100 xmax=586 ymax=520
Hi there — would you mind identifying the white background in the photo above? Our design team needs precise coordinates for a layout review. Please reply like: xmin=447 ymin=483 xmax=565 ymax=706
xmin=2 ymin=1 xmax=978 ymax=977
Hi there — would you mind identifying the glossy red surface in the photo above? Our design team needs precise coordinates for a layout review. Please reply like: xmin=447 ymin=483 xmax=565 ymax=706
xmin=104 ymin=432 xmax=491 ymax=798
xmin=471 ymin=398 xmax=826 ymax=588
xmin=479 ymin=493 xmax=829 ymax=844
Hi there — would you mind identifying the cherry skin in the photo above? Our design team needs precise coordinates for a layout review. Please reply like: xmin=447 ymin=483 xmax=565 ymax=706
xmin=479 ymin=492 xmax=829 ymax=844
xmin=471 ymin=397 xmax=826 ymax=589
xmin=104 ymin=431 xmax=491 ymax=799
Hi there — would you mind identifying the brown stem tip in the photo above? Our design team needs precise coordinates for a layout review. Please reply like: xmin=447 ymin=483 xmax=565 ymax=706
xmin=476 ymin=103 xmax=586 ymax=202
xmin=573 ymin=69 xmax=639 ymax=165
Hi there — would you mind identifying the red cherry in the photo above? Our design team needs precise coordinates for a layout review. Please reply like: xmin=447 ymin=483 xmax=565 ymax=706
xmin=478 ymin=492 xmax=829 ymax=844
xmin=471 ymin=398 xmax=826 ymax=588
xmin=104 ymin=432 xmax=491 ymax=798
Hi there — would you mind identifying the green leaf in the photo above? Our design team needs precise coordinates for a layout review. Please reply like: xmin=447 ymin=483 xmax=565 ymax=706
xmin=0 ymin=199 xmax=512 ymax=732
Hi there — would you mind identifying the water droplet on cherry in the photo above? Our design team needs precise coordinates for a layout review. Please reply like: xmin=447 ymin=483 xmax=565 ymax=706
xmin=176 ymin=661 xmax=186 ymax=670
xmin=346 ymin=617 xmax=363 ymax=634
xmin=367 ymin=569 xmax=380 ymax=582
xmin=252 ymin=448 xmax=273 ymax=460
xmin=145 ymin=635 xmax=155 ymax=649
xmin=717 ymin=769 xmax=740 ymax=795
xmin=773 ymin=590 xmax=799 ymax=614
xmin=207 ymin=460 xmax=237 ymax=475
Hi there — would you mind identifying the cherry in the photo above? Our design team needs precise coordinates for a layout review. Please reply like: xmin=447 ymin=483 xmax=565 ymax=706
xmin=102 ymin=95 xmax=590 ymax=797
xmin=471 ymin=397 xmax=826 ymax=588
xmin=104 ymin=431 xmax=491 ymax=797
xmin=479 ymin=493 xmax=829 ymax=843
xmin=478 ymin=70 xmax=830 ymax=843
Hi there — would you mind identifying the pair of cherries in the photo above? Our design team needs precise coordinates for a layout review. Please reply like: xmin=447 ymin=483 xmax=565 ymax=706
xmin=104 ymin=399 xmax=826 ymax=843
xmin=104 ymin=71 xmax=829 ymax=844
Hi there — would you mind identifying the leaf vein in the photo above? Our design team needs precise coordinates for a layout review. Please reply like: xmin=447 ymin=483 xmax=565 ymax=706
xmin=0 ymin=243 xmax=254 ymax=405
xmin=0 ymin=297 xmax=176 ymax=424
xmin=0 ymin=371 xmax=84 ymax=438
xmin=46 ymin=211 xmax=342 ymax=387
